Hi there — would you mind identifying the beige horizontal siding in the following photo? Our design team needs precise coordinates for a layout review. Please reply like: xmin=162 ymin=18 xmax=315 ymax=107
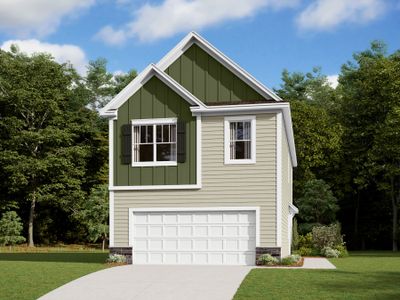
xmin=114 ymin=114 xmax=277 ymax=247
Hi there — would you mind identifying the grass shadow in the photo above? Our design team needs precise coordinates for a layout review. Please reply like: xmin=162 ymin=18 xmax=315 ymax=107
xmin=0 ymin=252 xmax=109 ymax=264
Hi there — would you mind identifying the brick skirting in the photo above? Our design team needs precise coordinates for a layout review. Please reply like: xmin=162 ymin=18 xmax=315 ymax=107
xmin=109 ymin=247 xmax=133 ymax=264
xmin=256 ymin=247 xmax=281 ymax=264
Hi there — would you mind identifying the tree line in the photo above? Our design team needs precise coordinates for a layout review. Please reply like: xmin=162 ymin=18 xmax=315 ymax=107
xmin=0 ymin=42 xmax=399 ymax=251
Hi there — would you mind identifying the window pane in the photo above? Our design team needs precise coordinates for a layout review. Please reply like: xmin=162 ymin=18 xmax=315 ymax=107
xmin=236 ymin=122 xmax=244 ymax=140
xmin=244 ymin=122 xmax=251 ymax=140
xmin=139 ymin=144 xmax=153 ymax=161
xmin=234 ymin=141 xmax=251 ymax=159
xmin=156 ymin=125 xmax=162 ymax=142
xmin=147 ymin=125 xmax=153 ymax=143
xmin=171 ymin=124 xmax=176 ymax=142
xmin=140 ymin=126 xmax=146 ymax=143
xmin=163 ymin=125 xmax=170 ymax=142
xmin=157 ymin=144 xmax=172 ymax=161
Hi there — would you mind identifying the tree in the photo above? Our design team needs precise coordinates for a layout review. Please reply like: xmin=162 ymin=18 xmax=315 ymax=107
xmin=275 ymin=67 xmax=338 ymax=111
xmin=0 ymin=211 xmax=25 ymax=250
xmin=338 ymin=41 xmax=400 ymax=250
xmin=0 ymin=48 xmax=100 ymax=247
xmin=85 ymin=58 xmax=137 ymax=110
xmin=76 ymin=185 xmax=109 ymax=251
xmin=296 ymin=179 xmax=339 ymax=233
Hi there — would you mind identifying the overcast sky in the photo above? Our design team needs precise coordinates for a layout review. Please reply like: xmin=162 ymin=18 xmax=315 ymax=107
xmin=0 ymin=0 xmax=399 ymax=89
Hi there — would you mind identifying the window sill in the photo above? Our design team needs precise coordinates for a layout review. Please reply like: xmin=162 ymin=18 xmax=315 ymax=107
xmin=132 ymin=161 xmax=177 ymax=167
xmin=224 ymin=159 xmax=256 ymax=165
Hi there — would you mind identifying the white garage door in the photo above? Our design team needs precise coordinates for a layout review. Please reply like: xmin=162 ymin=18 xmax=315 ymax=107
xmin=132 ymin=210 xmax=256 ymax=265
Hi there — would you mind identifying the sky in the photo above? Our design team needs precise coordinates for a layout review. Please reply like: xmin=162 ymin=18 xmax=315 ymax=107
xmin=0 ymin=0 xmax=399 ymax=89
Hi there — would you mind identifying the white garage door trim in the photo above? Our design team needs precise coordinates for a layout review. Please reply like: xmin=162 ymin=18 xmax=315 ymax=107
xmin=128 ymin=207 xmax=260 ymax=265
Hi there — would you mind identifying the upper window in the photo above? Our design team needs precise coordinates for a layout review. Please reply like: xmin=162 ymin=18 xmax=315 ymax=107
xmin=224 ymin=116 xmax=256 ymax=164
xmin=132 ymin=118 xmax=177 ymax=167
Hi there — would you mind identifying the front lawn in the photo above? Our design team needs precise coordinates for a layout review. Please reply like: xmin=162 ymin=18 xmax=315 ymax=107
xmin=234 ymin=252 xmax=400 ymax=300
xmin=0 ymin=248 xmax=108 ymax=300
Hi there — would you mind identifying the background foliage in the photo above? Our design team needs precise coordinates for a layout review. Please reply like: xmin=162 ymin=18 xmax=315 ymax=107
xmin=0 ymin=41 xmax=399 ymax=250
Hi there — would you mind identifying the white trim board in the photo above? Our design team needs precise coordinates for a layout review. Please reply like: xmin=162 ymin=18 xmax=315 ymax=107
xmin=110 ymin=184 xmax=201 ymax=191
xmin=276 ymin=112 xmax=282 ymax=248
xmin=128 ymin=206 xmax=261 ymax=248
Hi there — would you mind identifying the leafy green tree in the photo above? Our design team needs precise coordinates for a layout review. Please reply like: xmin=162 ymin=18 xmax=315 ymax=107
xmin=296 ymin=179 xmax=339 ymax=233
xmin=85 ymin=58 xmax=137 ymax=110
xmin=338 ymin=41 xmax=400 ymax=250
xmin=0 ymin=48 xmax=102 ymax=247
xmin=76 ymin=185 xmax=109 ymax=251
xmin=0 ymin=211 xmax=25 ymax=250
xmin=275 ymin=67 xmax=338 ymax=110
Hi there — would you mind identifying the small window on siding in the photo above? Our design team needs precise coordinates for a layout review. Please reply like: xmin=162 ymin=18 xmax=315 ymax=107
xmin=132 ymin=118 xmax=177 ymax=167
xmin=224 ymin=116 xmax=256 ymax=164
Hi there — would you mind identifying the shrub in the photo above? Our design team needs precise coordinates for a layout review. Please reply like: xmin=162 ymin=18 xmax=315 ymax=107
xmin=335 ymin=243 xmax=349 ymax=257
xmin=297 ymin=247 xmax=312 ymax=256
xmin=312 ymin=223 xmax=343 ymax=251
xmin=258 ymin=254 xmax=279 ymax=266
xmin=281 ymin=254 xmax=302 ymax=265
xmin=298 ymin=232 xmax=313 ymax=249
xmin=106 ymin=254 xmax=127 ymax=263
xmin=292 ymin=218 xmax=299 ymax=251
xmin=321 ymin=246 xmax=340 ymax=258
xmin=0 ymin=211 xmax=25 ymax=249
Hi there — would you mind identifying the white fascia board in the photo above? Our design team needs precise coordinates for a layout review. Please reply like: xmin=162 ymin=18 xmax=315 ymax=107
xmin=99 ymin=64 xmax=204 ymax=117
xmin=156 ymin=31 xmax=282 ymax=102
xmin=191 ymin=102 xmax=297 ymax=167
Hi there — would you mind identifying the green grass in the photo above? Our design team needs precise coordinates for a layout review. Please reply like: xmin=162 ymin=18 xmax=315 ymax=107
xmin=0 ymin=250 xmax=109 ymax=300
xmin=234 ymin=251 xmax=400 ymax=300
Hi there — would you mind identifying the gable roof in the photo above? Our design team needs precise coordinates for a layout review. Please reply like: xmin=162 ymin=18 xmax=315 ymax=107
xmin=157 ymin=32 xmax=282 ymax=101
xmin=100 ymin=31 xmax=282 ymax=117
xmin=100 ymin=64 xmax=205 ymax=117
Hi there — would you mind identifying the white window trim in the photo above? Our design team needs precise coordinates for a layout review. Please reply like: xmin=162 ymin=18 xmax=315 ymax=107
xmin=128 ymin=206 xmax=260 ymax=248
xmin=224 ymin=115 xmax=256 ymax=165
xmin=131 ymin=118 xmax=178 ymax=167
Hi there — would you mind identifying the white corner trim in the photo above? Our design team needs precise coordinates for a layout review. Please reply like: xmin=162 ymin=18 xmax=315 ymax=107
xmin=196 ymin=116 xmax=202 ymax=187
xmin=108 ymin=118 xmax=115 ymax=247
xmin=109 ymin=191 xmax=114 ymax=247
xmin=156 ymin=31 xmax=282 ymax=101
xmin=109 ymin=184 xmax=201 ymax=191
xmin=276 ymin=112 xmax=282 ymax=248
xmin=128 ymin=206 xmax=260 ymax=247
xmin=224 ymin=115 xmax=256 ymax=165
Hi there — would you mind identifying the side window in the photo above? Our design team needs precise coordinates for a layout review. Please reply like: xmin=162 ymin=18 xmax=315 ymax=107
xmin=224 ymin=116 xmax=256 ymax=164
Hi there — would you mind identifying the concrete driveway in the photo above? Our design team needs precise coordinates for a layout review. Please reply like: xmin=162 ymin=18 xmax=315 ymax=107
xmin=39 ymin=265 xmax=252 ymax=300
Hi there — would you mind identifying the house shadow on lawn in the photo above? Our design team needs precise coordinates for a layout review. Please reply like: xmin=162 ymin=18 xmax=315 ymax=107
xmin=0 ymin=252 xmax=109 ymax=263
xmin=316 ymin=270 xmax=400 ymax=300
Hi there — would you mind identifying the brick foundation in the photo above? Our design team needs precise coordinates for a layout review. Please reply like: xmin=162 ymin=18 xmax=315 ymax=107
xmin=109 ymin=247 xmax=133 ymax=264
xmin=255 ymin=247 xmax=281 ymax=264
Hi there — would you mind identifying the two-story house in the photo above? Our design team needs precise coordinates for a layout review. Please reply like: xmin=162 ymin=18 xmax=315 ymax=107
xmin=100 ymin=32 xmax=298 ymax=265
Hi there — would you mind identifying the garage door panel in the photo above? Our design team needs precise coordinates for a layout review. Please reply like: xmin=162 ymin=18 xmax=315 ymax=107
xmin=132 ymin=210 xmax=256 ymax=265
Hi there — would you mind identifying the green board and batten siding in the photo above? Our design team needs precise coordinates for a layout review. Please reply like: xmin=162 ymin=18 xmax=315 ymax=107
xmin=114 ymin=76 xmax=196 ymax=186
xmin=165 ymin=44 xmax=268 ymax=104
